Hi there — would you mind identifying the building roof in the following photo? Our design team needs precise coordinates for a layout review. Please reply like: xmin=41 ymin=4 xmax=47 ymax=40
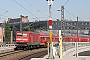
xmin=9 ymin=18 xmax=20 ymax=23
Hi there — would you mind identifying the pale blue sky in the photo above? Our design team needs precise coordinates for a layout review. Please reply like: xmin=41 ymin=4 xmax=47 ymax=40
xmin=0 ymin=0 xmax=90 ymax=22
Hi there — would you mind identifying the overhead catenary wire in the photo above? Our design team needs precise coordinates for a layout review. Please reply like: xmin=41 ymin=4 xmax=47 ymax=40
xmin=63 ymin=8 xmax=78 ymax=32
xmin=0 ymin=10 xmax=8 ymax=21
xmin=64 ymin=8 xmax=77 ymax=28
xmin=0 ymin=11 xmax=8 ymax=16
xmin=25 ymin=0 xmax=82 ymax=28
xmin=64 ymin=7 xmax=83 ymax=23
xmin=8 ymin=11 xmax=19 ymax=17
xmin=13 ymin=0 xmax=40 ymax=20
xmin=25 ymin=0 xmax=49 ymax=16
xmin=0 ymin=9 xmax=19 ymax=17
xmin=64 ymin=7 xmax=83 ymax=21
xmin=64 ymin=0 xmax=83 ymax=21
xmin=25 ymin=0 xmax=57 ymax=20
xmin=64 ymin=0 xmax=70 ymax=6
xmin=64 ymin=8 xmax=76 ymax=18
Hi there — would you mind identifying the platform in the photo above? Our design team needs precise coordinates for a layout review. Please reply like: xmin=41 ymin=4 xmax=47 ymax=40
xmin=31 ymin=42 xmax=90 ymax=60
xmin=31 ymin=55 xmax=90 ymax=60
xmin=0 ymin=44 xmax=16 ymax=53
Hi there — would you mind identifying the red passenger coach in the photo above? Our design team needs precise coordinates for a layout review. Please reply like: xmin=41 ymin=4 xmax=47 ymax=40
xmin=36 ymin=30 xmax=50 ymax=45
xmin=52 ymin=33 xmax=90 ymax=42
xmin=38 ymin=30 xmax=59 ymax=44
xmin=78 ymin=35 xmax=89 ymax=42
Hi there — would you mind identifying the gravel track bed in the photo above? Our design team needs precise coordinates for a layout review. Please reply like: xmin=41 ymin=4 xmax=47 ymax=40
xmin=1 ymin=48 xmax=47 ymax=60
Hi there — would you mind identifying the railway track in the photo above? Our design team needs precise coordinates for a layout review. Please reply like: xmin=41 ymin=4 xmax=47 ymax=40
xmin=19 ymin=49 xmax=47 ymax=60
xmin=0 ymin=50 xmax=24 ymax=59
xmin=1 ymin=48 xmax=47 ymax=60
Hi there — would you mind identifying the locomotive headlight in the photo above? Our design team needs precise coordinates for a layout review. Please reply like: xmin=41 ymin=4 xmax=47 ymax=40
xmin=44 ymin=38 xmax=46 ymax=42
xmin=79 ymin=38 xmax=80 ymax=42
xmin=88 ymin=39 xmax=89 ymax=41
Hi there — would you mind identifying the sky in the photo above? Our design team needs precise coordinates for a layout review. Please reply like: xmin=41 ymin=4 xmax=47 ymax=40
xmin=0 ymin=0 xmax=90 ymax=22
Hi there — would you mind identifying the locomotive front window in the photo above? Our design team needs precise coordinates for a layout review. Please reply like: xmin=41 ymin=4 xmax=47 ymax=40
xmin=17 ymin=33 xmax=22 ymax=36
xmin=17 ymin=35 xmax=22 ymax=36
xmin=23 ymin=33 xmax=28 ymax=37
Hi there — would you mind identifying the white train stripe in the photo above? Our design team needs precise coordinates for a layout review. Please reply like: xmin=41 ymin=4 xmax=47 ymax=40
xmin=16 ymin=38 xmax=28 ymax=40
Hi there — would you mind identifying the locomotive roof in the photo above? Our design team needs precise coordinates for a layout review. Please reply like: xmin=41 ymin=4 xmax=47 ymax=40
xmin=16 ymin=31 xmax=36 ymax=33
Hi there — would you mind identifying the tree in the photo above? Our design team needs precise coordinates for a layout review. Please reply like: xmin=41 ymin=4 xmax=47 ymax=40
xmin=5 ymin=21 xmax=11 ymax=43
xmin=22 ymin=26 xmax=30 ymax=31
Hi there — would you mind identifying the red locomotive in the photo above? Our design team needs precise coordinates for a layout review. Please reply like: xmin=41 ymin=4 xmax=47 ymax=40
xmin=16 ymin=31 xmax=40 ymax=49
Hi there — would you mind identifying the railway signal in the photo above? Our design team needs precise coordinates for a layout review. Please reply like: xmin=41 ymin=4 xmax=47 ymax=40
xmin=46 ymin=0 xmax=54 ymax=5
xmin=49 ymin=20 xmax=52 ymax=29
xmin=49 ymin=20 xmax=52 ymax=43
xmin=46 ymin=0 xmax=54 ymax=59
xmin=45 ymin=42 xmax=50 ymax=47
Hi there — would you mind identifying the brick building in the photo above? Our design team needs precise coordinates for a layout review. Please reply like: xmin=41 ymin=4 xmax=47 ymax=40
xmin=8 ymin=15 xmax=29 ymax=23
xmin=0 ymin=27 xmax=4 ymax=44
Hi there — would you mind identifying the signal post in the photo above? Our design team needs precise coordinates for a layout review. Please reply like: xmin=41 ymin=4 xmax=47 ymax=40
xmin=46 ymin=0 xmax=54 ymax=59
xmin=59 ymin=30 xmax=62 ymax=58
xmin=49 ymin=20 xmax=53 ymax=59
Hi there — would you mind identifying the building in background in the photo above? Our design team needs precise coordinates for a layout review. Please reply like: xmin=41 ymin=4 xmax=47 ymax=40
xmin=9 ymin=18 xmax=90 ymax=35
xmin=0 ymin=27 xmax=4 ymax=44
xmin=8 ymin=15 xmax=29 ymax=23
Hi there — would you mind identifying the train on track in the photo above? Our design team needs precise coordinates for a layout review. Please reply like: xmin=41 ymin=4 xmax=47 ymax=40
xmin=15 ymin=30 xmax=90 ymax=50
xmin=15 ymin=30 xmax=56 ymax=50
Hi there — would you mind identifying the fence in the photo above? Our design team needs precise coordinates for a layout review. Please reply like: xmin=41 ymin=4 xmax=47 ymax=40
xmin=62 ymin=42 xmax=90 ymax=56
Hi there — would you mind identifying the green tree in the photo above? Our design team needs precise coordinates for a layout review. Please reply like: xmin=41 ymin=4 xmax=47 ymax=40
xmin=5 ymin=21 xmax=11 ymax=43
xmin=22 ymin=26 xmax=30 ymax=31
